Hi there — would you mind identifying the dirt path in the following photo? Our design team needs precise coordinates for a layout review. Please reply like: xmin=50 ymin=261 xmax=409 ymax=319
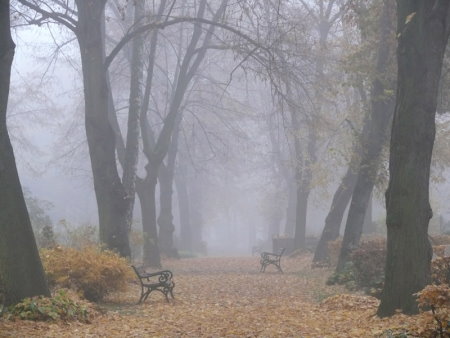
xmin=0 ymin=255 xmax=427 ymax=337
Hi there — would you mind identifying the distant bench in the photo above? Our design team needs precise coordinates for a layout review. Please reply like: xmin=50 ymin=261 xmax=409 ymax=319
xmin=260 ymin=248 xmax=285 ymax=273
xmin=131 ymin=266 xmax=175 ymax=304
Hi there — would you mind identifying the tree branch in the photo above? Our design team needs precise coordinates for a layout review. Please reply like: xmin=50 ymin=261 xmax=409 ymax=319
xmin=105 ymin=16 xmax=270 ymax=69
xmin=17 ymin=0 xmax=77 ymax=32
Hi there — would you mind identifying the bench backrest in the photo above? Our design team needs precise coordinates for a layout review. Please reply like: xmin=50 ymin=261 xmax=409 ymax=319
xmin=132 ymin=265 xmax=146 ymax=277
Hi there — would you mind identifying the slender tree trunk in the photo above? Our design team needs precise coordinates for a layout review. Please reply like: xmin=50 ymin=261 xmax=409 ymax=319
xmin=76 ymin=0 xmax=130 ymax=257
xmin=336 ymin=0 xmax=396 ymax=272
xmin=284 ymin=180 xmax=296 ymax=236
xmin=175 ymin=163 xmax=192 ymax=252
xmin=294 ymin=187 xmax=309 ymax=248
xmin=136 ymin=173 xmax=161 ymax=267
xmin=378 ymin=1 xmax=450 ymax=316
xmin=313 ymin=41 xmax=375 ymax=265
xmin=313 ymin=158 xmax=359 ymax=263
xmin=158 ymin=164 xmax=176 ymax=257
xmin=362 ymin=192 xmax=373 ymax=234
xmin=190 ymin=172 xmax=204 ymax=254
xmin=158 ymin=115 xmax=182 ymax=257
xmin=139 ymin=0 xmax=227 ymax=262
xmin=122 ymin=0 xmax=145 ymax=236
xmin=0 ymin=1 xmax=50 ymax=305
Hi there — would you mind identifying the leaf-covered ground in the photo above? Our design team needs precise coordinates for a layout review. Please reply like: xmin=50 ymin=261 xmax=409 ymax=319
xmin=0 ymin=255 xmax=435 ymax=337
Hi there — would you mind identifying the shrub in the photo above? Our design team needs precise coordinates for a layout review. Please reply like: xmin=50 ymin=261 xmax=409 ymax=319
xmin=326 ymin=262 xmax=357 ymax=291
xmin=327 ymin=238 xmax=386 ymax=297
xmin=432 ymin=256 xmax=450 ymax=285
xmin=9 ymin=289 xmax=93 ymax=322
xmin=41 ymin=246 xmax=134 ymax=302
xmin=430 ymin=235 xmax=450 ymax=246
xmin=350 ymin=238 xmax=386 ymax=297
xmin=416 ymin=284 xmax=450 ymax=337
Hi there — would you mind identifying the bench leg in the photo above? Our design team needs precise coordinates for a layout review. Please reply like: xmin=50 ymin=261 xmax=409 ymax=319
xmin=260 ymin=263 xmax=266 ymax=272
xmin=276 ymin=263 xmax=283 ymax=273
xmin=138 ymin=288 xmax=151 ymax=304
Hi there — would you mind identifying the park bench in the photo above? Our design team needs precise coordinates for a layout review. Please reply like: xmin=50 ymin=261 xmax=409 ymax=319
xmin=260 ymin=248 xmax=285 ymax=273
xmin=131 ymin=265 xmax=175 ymax=304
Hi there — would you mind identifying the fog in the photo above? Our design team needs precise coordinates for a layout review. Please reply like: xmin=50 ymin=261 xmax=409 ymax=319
xmin=7 ymin=0 xmax=450 ymax=260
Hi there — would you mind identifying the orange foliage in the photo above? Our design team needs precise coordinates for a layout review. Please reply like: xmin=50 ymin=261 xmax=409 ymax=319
xmin=40 ymin=246 xmax=134 ymax=302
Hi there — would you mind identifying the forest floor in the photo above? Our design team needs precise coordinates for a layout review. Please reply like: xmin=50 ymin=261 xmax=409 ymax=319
xmin=0 ymin=254 xmax=435 ymax=337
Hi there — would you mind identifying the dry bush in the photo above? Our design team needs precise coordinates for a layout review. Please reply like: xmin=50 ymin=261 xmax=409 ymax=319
xmin=40 ymin=246 xmax=134 ymax=302
xmin=430 ymin=235 xmax=450 ymax=246
xmin=416 ymin=284 xmax=450 ymax=337
xmin=350 ymin=238 xmax=386 ymax=295
xmin=432 ymin=256 xmax=450 ymax=285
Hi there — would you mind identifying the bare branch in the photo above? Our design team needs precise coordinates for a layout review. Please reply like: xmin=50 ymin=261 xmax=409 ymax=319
xmin=17 ymin=0 xmax=77 ymax=32
xmin=105 ymin=15 xmax=270 ymax=69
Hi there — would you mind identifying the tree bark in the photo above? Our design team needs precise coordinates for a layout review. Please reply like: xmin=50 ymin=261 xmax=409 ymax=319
xmin=158 ymin=116 xmax=181 ymax=257
xmin=378 ymin=1 xmax=450 ymax=316
xmin=313 ymin=157 xmax=358 ymax=263
xmin=76 ymin=0 xmax=130 ymax=257
xmin=284 ymin=181 xmax=296 ymax=236
xmin=121 ymin=0 xmax=145 ymax=240
xmin=136 ymin=172 xmax=161 ymax=267
xmin=175 ymin=162 xmax=192 ymax=252
xmin=0 ymin=0 xmax=50 ymax=305
xmin=336 ymin=0 xmax=396 ymax=273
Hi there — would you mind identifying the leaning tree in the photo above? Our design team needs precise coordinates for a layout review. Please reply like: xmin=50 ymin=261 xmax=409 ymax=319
xmin=0 ymin=0 xmax=50 ymax=306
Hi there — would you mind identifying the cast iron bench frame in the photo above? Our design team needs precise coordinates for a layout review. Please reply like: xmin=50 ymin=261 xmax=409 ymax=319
xmin=131 ymin=265 xmax=175 ymax=304
xmin=260 ymin=248 xmax=285 ymax=273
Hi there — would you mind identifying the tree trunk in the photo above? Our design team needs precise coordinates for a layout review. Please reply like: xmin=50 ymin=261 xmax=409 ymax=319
xmin=294 ymin=187 xmax=309 ymax=249
xmin=313 ymin=159 xmax=358 ymax=264
xmin=158 ymin=116 xmax=182 ymax=258
xmin=190 ymin=173 xmax=204 ymax=254
xmin=336 ymin=0 xmax=396 ymax=273
xmin=175 ymin=163 xmax=192 ymax=252
xmin=378 ymin=1 xmax=450 ymax=316
xmin=122 ymin=0 xmax=145 ymax=238
xmin=284 ymin=181 xmax=296 ymax=236
xmin=136 ymin=173 xmax=161 ymax=267
xmin=76 ymin=0 xmax=130 ymax=257
xmin=0 ymin=0 xmax=50 ymax=305
xmin=362 ymin=192 xmax=373 ymax=234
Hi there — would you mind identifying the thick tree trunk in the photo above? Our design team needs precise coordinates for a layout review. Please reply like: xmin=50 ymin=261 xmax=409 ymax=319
xmin=378 ymin=1 xmax=450 ymax=316
xmin=313 ymin=159 xmax=358 ymax=264
xmin=0 ymin=1 xmax=50 ymax=305
xmin=76 ymin=0 xmax=130 ymax=257
xmin=136 ymin=173 xmax=161 ymax=267
xmin=336 ymin=0 xmax=396 ymax=273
